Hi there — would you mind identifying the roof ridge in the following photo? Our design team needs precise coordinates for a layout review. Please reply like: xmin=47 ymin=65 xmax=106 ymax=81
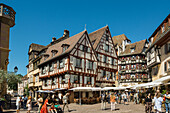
xmin=89 ymin=25 xmax=107 ymax=34
xmin=112 ymin=34 xmax=126 ymax=38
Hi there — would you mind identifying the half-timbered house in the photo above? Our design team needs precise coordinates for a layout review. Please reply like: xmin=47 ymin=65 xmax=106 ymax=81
xmin=146 ymin=14 xmax=170 ymax=86
xmin=118 ymin=39 xmax=150 ymax=87
xmin=38 ymin=30 xmax=98 ymax=90
xmin=89 ymin=26 xmax=118 ymax=87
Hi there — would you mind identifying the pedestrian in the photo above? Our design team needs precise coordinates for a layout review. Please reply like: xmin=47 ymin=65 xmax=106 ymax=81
xmin=145 ymin=93 xmax=152 ymax=113
xmin=130 ymin=92 xmax=133 ymax=102
xmin=35 ymin=94 xmax=43 ymax=113
xmin=27 ymin=96 xmax=32 ymax=113
xmin=101 ymin=92 xmax=106 ymax=110
xmin=16 ymin=96 xmax=22 ymax=113
xmin=41 ymin=96 xmax=51 ymax=113
xmin=110 ymin=92 xmax=116 ymax=111
xmin=154 ymin=93 xmax=163 ymax=113
xmin=134 ymin=91 xmax=139 ymax=104
xmin=118 ymin=91 xmax=122 ymax=104
xmin=22 ymin=95 xmax=28 ymax=109
xmin=164 ymin=91 xmax=170 ymax=113
xmin=0 ymin=100 xmax=3 ymax=113
xmin=121 ymin=92 xmax=127 ymax=105
xmin=62 ymin=93 xmax=70 ymax=112
xmin=107 ymin=92 xmax=110 ymax=104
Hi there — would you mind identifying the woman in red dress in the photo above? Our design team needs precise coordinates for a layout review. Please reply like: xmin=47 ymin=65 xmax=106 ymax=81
xmin=40 ymin=97 xmax=50 ymax=113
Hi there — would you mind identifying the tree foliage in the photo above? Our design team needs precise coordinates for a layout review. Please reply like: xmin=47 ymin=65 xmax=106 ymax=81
xmin=0 ymin=70 xmax=22 ymax=91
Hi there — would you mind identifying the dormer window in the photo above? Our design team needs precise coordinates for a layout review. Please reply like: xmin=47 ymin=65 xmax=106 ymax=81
xmin=83 ymin=45 xmax=88 ymax=52
xmin=51 ymin=50 xmax=58 ymax=57
xmin=162 ymin=24 xmax=165 ymax=33
xmin=43 ymin=54 xmax=49 ymax=61
xmin=131 ymin=48 xmax=135 ymax=53
xmin=61 ymin=44 xmax=70 ymax=53
xmin=106 ymin=35 xmax=109 ymax=41
xmin=130 ymin=45 xmax=136 ymax=53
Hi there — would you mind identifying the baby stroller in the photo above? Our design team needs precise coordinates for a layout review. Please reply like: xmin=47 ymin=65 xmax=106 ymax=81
xmin=49 ymin=104 xmax=63 ymax=113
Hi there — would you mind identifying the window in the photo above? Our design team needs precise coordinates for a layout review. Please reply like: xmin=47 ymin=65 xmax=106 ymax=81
xmin=76 ymin=58 xmax=81 ymax=67
xmin=168 ymin=61 xmax=170 ymax=71
xmin=35 ymin=75 xmax=38 ymax=83
xmin=42 ymin=66 xmax=46 ymax=74
xmin=62 ymin=45 xmax=69 ymax=53
xmin=105 ymin=44 xmax=109 ymax=52
xmin=88 ymin=61 xmax=93 ymax=69
xmin=111 ymin=58 xmax=114 ymax=65
xmin=162 ymin=25 xmax=165 ymax=33
xmin=74 ymin=75 xmax=79 ymax=83
xmin=83 ymin=45 xmax=88 ymax=52
xmin=51 ymin=50 xmax=58 ymax=57
xmin=92 ymin=40 xmax=95 ymax=45
xmin=164 ymin=62 xmax=167 ymax=72
xmin=59 ymin=59 xmax=64 ymax=68
xmin=103 ymin=71 xmax=106 ymax=77
xmin=106 ymin=35 xmax=109 ymax=41
xmin=87 ymin=77 xmax=91 ymax=84
xmin=49 ymin=63 xmax=54 ymax=72
xmin=131 ymin=48 xmax=134 ymax=53
xmin=104 ymin=55 xmax=107 ymax=63
xmin=63 ymin=47 xmax=66 ymax=53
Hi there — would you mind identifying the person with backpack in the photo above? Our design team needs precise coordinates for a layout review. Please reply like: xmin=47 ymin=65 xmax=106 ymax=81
xmin=164 ymin=91 xmax=170 ymax=113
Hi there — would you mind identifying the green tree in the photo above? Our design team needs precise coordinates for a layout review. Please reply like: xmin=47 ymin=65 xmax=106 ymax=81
xmin=0 ymin=70 xmax=22 ymax=91
xmin=24 ymin=84 xmax=29 ymax=96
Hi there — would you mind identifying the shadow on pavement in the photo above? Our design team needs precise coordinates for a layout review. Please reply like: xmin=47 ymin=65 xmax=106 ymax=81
xmin=3 ymin=111 xmax=16 ymax=113
xmin=69 ymin=109 xmax=77 ymax=112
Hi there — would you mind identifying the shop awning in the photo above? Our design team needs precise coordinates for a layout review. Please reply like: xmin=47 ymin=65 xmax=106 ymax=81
xmin=153 ymin=75 xmax=170 ymax=84
xmin=53 ymin=88 xmax=65 ymax=91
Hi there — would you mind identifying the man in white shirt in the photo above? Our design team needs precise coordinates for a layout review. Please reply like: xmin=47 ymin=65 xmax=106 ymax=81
xmin=16 ymin=96 xmax=21 ymax=113
xmin=63 ymin=93 xmax=70 ymax=112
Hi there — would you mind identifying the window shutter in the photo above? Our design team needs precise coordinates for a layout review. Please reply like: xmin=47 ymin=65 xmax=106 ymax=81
xmin=92 ymin=77 xmax=94 ymax=85
xmin=47 ymin=65 xmax=49 ymax=72
xmin=57 ymin=61 xmax=59 ymax=69
xmin=79 ymin=45 xmax=82 ymax=50
xmin=86 ymin=60 xmax=89 ymax=69
xmin=70 ymin=75 xmax=74 ymax=83
xmin=94 ymin=62 xmax=96 ymax=70
xmin=73 ymin=57 xmax=76 ymax=67
xmin=80 ymin=76 xmax=82 ymax=84
xmin=84 ymin=76 xmax=87 ymax=84
xmin=88 ymin=47 xmax=90 ymax=53
xmin=82 ymin=59 xmax=84 ymax=69
xmin=103 ymin=44 xmax=105 ymax=50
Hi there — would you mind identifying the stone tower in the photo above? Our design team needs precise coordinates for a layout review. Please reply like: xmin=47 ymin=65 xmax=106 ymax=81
xmin=0 ymin=3 xmax=16 ymax=70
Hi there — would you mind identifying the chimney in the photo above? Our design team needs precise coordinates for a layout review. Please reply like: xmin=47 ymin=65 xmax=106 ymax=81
xmin=63 ymin=30 xmax=69 ymax=38
xmin=52 ymin=37 xmax=56 ymax=42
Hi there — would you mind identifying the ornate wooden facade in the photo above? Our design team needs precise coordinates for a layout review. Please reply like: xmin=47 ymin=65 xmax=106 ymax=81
xmin=146 ymin=14 xmax=170 ymax=82
xmin=89 ymin=26 xmax=118 ymax=86
xmin=38 ymin=31 xmax=98 ymax=90
xmin=117 ymin=39 xmax=150 ymax=86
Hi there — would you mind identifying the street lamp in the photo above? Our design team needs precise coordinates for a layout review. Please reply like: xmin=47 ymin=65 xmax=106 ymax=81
xmin=14 ymin=66 xmax=18 ymax=73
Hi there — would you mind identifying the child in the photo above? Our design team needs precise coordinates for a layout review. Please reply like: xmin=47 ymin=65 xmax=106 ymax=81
xmin=49 ymin=103 xmax=57 ymax=113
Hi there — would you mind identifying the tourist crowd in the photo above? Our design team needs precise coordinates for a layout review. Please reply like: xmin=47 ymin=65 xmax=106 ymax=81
xmin=15 ymin=92 xmax=70 ymax=113
xmin=0 ymin=89 xmax=169 ymax=113
xmin=100 ymin=90 xmax=170 ymax=113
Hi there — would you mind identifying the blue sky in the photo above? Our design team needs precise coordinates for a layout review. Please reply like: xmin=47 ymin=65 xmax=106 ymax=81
xmin=1 ymin=0 xmax=170 ymax=75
